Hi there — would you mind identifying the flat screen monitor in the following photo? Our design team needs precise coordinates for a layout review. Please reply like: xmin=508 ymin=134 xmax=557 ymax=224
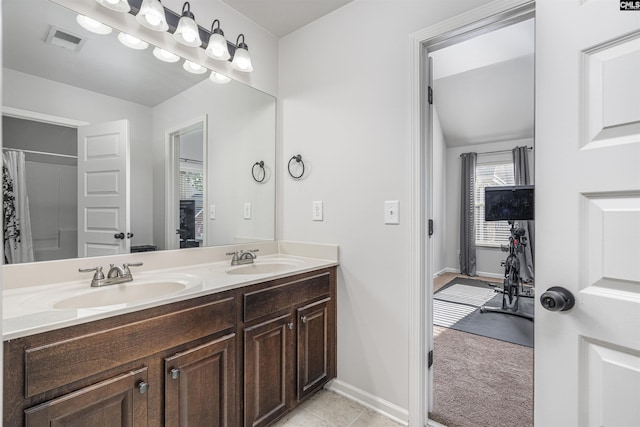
xmin=485 ymin=185 xmax=534 ymax=221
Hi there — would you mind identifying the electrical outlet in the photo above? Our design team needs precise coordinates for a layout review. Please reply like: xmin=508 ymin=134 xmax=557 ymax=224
xmin=384 ymin=200 xmax=399 ymax=225
xmin=313 ymin=201 xmax=323 ymax=221
xmin=244 ymin=202 xmax=252 ymax=219
xmin=209 ymin=205 xmax=216 ymax=220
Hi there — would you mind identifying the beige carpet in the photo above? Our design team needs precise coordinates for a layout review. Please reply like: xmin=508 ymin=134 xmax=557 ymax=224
xmin=429 ymin=326 xmax=533 ymax=427
xmin=429 ymin=274 xmax=533 ymax=427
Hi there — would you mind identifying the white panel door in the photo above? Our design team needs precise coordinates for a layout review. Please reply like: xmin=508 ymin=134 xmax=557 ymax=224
xmin=536 ymin=2 xmax=640 ymax=426
xmin=77 ymin=120 xmax=130 ymax=258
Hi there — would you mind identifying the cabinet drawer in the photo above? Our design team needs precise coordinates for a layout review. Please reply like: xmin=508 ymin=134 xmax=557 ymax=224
xmin=243 ymin=273 xmax=330 ymax=323
xmin=24 ymin=297 xmax=235 ymax=398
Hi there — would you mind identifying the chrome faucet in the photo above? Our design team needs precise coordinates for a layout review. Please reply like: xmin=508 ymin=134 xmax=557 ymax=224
xmin=226 ymin=249 xmax=258 ymax=266
xmin=79 ymin=262 xmax=143 ymax=287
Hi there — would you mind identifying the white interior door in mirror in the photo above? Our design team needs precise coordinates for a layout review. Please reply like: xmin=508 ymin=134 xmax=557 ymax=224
xmin=77 ymin=119 xmax=130 ymax=257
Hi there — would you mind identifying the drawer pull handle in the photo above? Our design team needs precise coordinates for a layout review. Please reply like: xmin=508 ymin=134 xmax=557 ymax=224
xmin=301 ymin=316 xmax=307 ymax=324
xmin=287 ymin=322 xmax=294 ymax=330
xmin=170 ymin=368 xmax=180 ymax=380
xmin=138 ymin=381 xmax=149 ymax=394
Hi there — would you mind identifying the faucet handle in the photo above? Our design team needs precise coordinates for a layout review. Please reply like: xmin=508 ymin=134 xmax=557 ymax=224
xmin=123 ymin=262 xmax=143 ymax=276
xmin=79 ymin=266 xmax=105 ymax=280
xmin=226 ymin=251 xmax=238 ymax=256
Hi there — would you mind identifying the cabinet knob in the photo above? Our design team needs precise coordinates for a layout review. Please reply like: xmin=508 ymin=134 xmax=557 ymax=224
xmin=137 ymin=381 xmax=149 ymax=394
xmin=301 ymin=316 xmax=307 ymax=324
xmin=287 ymin=322 xmax=294 ymax=330
xmin=170 ymin=368 xmax=180 ymax=379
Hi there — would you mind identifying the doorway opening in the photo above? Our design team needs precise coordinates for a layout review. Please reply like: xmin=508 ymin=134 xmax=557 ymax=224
xmin=407 ymin=2 xmax=536 ymax=426
xmin=166 ymin=116 xmax=208 ymax=250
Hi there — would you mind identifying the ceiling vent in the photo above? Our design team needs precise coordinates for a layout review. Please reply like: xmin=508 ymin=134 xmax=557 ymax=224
xmin=45 ymin=26 xmax=86 ymax=52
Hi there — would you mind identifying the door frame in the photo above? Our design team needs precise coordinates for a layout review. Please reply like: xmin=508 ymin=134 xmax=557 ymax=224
xmin=165 ymin=115 xmax=208 ymax=250
xmin=407 ymin=0 xmax=534 ymax=425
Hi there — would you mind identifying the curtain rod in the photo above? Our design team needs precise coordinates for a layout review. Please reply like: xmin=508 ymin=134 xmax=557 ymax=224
xmin=180 ymin=157 xmax=203 ymax=164
xmin=2 ymin=147 xmax=77 ymax=159
xmin=460 ymin=146 xmax=533 ymax=157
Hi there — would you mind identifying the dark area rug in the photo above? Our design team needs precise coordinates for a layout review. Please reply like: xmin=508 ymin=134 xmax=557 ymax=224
xmin=434 ymin=277 xmax=534 ymax=347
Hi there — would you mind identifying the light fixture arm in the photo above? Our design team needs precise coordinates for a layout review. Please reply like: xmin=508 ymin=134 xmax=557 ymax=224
xmin=180 ymin=1 xmax=194 ymax=19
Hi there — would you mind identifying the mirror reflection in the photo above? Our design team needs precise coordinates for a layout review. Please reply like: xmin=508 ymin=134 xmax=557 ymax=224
xmin=1 ymin=0 xmax=276 ymax=264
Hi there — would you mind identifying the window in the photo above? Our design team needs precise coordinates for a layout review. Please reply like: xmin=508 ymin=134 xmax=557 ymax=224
xmin=475 ymin=161 xmax=515 ymax=247
xmin=179 ymin=169 xmax=204 ymax=241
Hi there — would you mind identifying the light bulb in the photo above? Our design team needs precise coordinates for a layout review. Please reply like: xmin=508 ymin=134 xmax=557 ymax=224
xmin=76 ymin=15 xmax=112 ymax=35
xmin=182 ymin=29 xmax=197 ymax=43
xmin=118 ymin=32 xmax=149 ymax=50
xmin=205 ymin=32 xmax=230 ymax=60
xmin=153 ymin=47 xmax=179 ymax=63
xmin=145 ymin=13 xmax=161 ymax=26
xmin=106 ymin=0 xmax=119 ymax=4
xmin=183 ymin=60 xmax=206 ymax=74
xmin=209 ymin=72 xmax=231 ymax=84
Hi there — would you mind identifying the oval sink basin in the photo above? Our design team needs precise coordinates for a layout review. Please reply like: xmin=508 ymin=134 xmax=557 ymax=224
xmin=53 ymin=281 xmax=187 ymax=309
xmin=226 ymin=261 xmax=302 ymax=275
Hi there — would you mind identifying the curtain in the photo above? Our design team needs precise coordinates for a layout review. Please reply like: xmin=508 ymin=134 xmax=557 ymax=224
xmin=459 ymin=152 xmax=477 ymax=276
xmin=513 ymin=146 xmax=534 ymax=283
xmin=3 ymin=150 xmax=34 ymax=264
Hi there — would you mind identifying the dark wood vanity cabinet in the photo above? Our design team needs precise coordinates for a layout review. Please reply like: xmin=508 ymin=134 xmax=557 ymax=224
xmin=242 ymin=270 xmax=337 ymax=427
xmin=3 ymin=267 xmax=336 ymax=427
xmin=165 ymin=333 xmax=236 ymax=427
xmin=24 ymin=367 xmax=149 ymax=426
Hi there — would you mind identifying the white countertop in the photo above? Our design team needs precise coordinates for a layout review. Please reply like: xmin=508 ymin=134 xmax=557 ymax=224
xmin=3 ymin=241 xmax=338 ymax=340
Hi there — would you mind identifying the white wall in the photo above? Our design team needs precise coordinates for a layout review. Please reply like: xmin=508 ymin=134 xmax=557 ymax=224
xmin=279 ymin=0 xmax=495 ymax=413
xmin=152 ymin=78 xmax=276 ymax=248
xmin=2 ymin=68 xmax=155 ymax=246
xmin=444 ymin=138 xmax=535 ymax=277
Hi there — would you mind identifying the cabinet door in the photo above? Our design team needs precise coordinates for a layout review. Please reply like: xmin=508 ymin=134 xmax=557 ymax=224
xmin=244 ymin=313 xmax=295 ymax=427
xmin=297 ymin=299 xmax=330 ymax=401
xmin=165 ymin=334 xmax=236 ymax=427
xmin=24 ymin=367 xmax=148 ymax=427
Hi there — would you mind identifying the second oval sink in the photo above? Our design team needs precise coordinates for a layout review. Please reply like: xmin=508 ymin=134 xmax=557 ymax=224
xmin=53 ymin=281 xmax=188 ymax=309
xmin=226 ymin=261 xmax=302 ymax=275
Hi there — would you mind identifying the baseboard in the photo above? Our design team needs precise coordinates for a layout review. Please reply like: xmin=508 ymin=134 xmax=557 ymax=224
xmin=428 ymin=418 xmax=449 ymax=427
xmin=325 ymin=379 xmax=409 ymax=426
xmin=476 ymin=270 xmax=503 ymax=280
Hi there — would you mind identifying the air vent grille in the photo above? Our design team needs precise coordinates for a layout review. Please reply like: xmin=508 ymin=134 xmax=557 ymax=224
xmin=45 ymin=26 xmax=86 ymax=52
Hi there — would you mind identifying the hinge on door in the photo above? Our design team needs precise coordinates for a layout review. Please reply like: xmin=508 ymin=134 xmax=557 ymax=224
xmin=428 ymin=86 xmax=433 ymax=105
xmin=428 ymin=219 xmax=434 ymax=237
xmin=428 ymin=350 xmax=434 ymax=368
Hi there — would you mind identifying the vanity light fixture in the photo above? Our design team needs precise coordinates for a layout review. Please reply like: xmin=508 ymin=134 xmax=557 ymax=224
xmin=117 ymin=32 xmax=149 ymax=50
xmin=173 ymin=2 xmax=202 ymax=47
xmin=95 ymin=0 xmax=130 ymax=13
xmin=205 ymin=20 xmax=230 ymax=61
xmin=153 ymin=47 xmax=180 ymax=63
xmin=183 ymin=60 xmax=207 ymax=74
xmin=231 ymin=34 xmax=253 ymax=72
xmin=210 ymin=71 xmax=231 ymax=84
xmin=136 ymin=0 xmax=168 ymax=32
xmin=76 ymin=15 xmax=112 ymax=35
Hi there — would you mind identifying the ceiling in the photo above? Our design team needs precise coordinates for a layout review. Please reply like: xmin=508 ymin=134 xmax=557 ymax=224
xmin=429 ymin=19 xmax=535 ymax=147
xmin=221 ymin=0 xmax=354 ymax=38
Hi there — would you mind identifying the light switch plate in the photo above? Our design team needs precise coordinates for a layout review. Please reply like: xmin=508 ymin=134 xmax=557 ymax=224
xmin=313 ymin=201 xmax=323 ymax=221
xmin=244 ymin=202 xmax=252 ymax=219
xmin=209 ymin=205 xmax=216 ymax=220
xmin=385 ymin=200 xmax=399 ymax=225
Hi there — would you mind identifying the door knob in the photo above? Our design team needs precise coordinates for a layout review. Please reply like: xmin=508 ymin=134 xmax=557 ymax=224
xmin=127 ymin=232 xmax=134 ymax=239
xmin=540 ymin=286 xmax=575 ymax=312
xmin=114 ymin=232 xmax=125 ymax=239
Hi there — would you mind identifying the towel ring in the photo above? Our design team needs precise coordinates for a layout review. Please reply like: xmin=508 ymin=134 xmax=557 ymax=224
xmin=288 ymin=154 xmax=305 ymax=179
xmin=252 ymin=161 xmax=265 ymax=183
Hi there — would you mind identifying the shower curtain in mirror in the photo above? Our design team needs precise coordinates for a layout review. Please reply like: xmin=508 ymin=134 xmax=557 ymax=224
xmin=3 ymin=150 xmax=34 ymax=264
xmin=512 ymin=146 xmax=534 ymax=283
xmin=459 ymin=152 xmax=477 ymax=276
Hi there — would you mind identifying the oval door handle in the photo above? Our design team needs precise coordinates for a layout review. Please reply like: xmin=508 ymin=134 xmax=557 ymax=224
xmin=137 ymin=381 xmax=149 ymax=394
xmin=114 ymin=232 xmax=125 ymax=239
xmin=540 ymin=286 xmax=575 ymax=312
xmin=170 ymin=368 xmax=180 ymax=380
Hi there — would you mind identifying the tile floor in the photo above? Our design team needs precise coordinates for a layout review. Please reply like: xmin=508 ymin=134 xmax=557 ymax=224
xmin=272 ymin=389 xmax=403 ymax=427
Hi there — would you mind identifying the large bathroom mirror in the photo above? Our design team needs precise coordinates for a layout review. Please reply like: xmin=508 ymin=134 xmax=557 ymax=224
xmin=1 ymin=0 xmax=276 ymax=264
